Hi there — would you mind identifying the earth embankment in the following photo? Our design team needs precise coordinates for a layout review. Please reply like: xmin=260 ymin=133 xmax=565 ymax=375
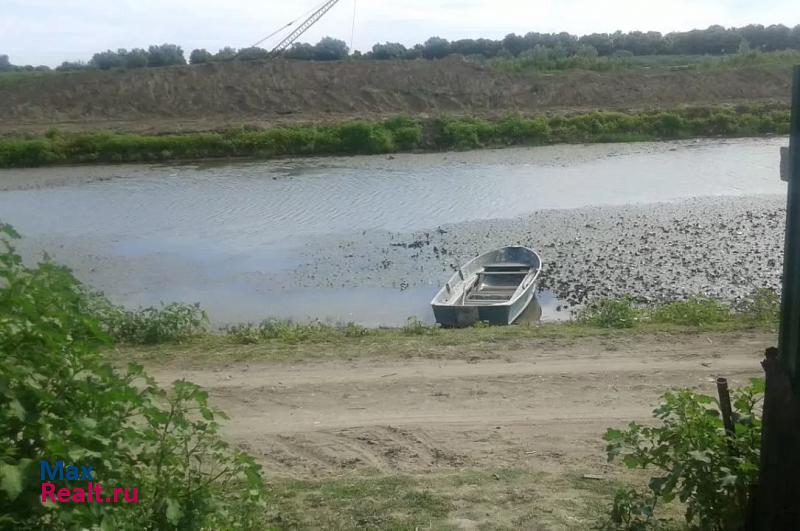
xmin=0 ymin=58 xmax=792 ymax=135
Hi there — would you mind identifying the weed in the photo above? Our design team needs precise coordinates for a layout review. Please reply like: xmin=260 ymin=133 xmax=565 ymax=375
xmin=578 ymin=296 xmax=639 ymax=328
xmin=402 ymin=316 xmax=439 ymax=335
xmin=649 ymin=297 xmax=730 ymax=326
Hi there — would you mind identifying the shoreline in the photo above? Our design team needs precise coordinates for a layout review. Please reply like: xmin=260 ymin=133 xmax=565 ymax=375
xmin=0 ymin=104 xmax=790 ymax=169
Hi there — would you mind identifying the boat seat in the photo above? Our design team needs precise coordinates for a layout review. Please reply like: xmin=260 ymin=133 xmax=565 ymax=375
xmin=465 ymin=286 xmax=517 ymax=302
xmin=483 ymin=263 xmax=531 ymax=272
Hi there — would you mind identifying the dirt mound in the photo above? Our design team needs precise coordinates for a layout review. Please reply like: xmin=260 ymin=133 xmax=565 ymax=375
xmin=0 ymin=58 xmax=792 ymax=134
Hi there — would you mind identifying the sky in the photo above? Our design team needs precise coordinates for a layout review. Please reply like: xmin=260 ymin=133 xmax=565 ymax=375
xmin=2 ymin=0 xmax=799 ymax=66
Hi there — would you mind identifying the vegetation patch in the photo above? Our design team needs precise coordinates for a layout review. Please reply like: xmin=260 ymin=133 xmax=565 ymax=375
xmin=0 ymin=105 xmax=790 ymax=168
xmin=601 ymin=379 xmax=763 ymax=530
xmin=578 ymin=292 xmax=778 ymax=330
xmin=0 ymin=226 xmax=266 ymax=528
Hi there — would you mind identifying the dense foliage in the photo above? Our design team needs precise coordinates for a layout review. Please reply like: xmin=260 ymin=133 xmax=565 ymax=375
xmin=602 ymin=380 xmax=763 ymax=530
xmin=0 ymin=106 xmax=789 ymax=168
xmin=0 ymin=225 xmax=267 ymax=529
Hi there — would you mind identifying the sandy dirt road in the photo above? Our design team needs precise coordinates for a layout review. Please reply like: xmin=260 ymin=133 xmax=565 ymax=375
xmin=146 ymin=331 xmax=768 ymax=483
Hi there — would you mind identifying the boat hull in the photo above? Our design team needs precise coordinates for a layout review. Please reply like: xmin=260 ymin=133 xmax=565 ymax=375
xmin=432 ymin=280 xmax=538 ymax=326
xmin=430 ymin=246 xmax=542 ymax=327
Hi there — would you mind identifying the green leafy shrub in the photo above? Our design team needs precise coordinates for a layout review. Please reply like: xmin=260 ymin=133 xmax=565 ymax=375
xmin=102 ymin=302 xmax=208 ymax=344
xmin=0 ymin=225 xmax=266 ymax=529
xmin=603 ymin=380 xmax=763 ymax=531
xmin=649 ymin=297 xmax=730 ymax=326
xmin=577 ymin=296 xmax=639 ymax=328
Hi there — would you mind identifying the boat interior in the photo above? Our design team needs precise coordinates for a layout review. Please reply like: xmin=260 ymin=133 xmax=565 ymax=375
xmin=461 ymin=263 xmax=532 ymax=305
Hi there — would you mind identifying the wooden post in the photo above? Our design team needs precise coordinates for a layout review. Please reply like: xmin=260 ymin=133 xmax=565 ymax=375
xmin=750 ymin=65 xmax=800 ymax=530
xmin=778 ymin=67 xmax=800 ymax=388
xmin=716 ymin=377 xmax=735 ymax=439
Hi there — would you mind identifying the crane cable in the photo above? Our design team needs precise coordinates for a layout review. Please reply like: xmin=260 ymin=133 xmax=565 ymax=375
xmin=250 ymin=0 xmax=331 ymax=49
xmin=350 ymin=0 xmax=357 ymax=51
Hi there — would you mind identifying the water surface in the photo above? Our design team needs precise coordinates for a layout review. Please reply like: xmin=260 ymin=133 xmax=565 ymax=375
xmin=0 ymin=138 xmax=787 ymax=325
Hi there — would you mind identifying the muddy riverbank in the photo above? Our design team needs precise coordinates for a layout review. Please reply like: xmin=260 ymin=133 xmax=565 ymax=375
xmin=294 ymin=195 xmax=784 ymax=313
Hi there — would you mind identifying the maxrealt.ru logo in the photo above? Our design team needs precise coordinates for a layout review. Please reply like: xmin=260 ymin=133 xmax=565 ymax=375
xmin=39 ymin=460 xmax=138 ymax=504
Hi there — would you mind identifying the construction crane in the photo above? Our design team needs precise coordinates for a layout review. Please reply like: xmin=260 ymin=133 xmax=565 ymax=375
xmin=266 ymin=0 xmax=343 ymax=56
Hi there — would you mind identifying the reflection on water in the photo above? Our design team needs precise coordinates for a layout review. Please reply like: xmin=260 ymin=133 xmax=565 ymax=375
xmin=0 ymin=138 xmax=787 ymax=325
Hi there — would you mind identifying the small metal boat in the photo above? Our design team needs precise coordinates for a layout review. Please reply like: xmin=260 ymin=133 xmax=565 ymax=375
xmin=431 ymin=246 xmax=542 ymax=327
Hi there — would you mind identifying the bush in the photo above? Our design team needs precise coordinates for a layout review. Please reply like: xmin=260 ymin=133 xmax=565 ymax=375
xmin=603 ymin=380 xmax=763 ymax=531
xmin=649 ymin=297 xmax=730 ymax=326
xmin=577 ymin=297 xmax=639 ymax=328
xmin=102 ymin=302 xmax=208 ymax=344
xmin=0 ymin=225 xmax=266 ymax=529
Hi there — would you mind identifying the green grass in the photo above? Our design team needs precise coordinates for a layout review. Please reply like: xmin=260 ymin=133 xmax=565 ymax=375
xmin=578 ymin=290 xmax=779 ymax=329
xmin=0 ymin=104 xmax=790 ymax=168
xmin=263 ymin=467 xmax=663 ymax=531
xmin=110 ymin=292 xmax=779 ymax=366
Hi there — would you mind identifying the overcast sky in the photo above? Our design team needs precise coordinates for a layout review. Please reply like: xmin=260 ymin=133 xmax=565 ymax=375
xmin=2 ymin=0 xmax=799 ymax=66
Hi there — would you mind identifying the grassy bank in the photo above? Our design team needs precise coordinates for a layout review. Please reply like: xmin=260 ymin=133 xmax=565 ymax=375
xmin=110 ymin=293 xmax=779 ymax=365
xmin=0 ymin=105 xmax=790 ymax=168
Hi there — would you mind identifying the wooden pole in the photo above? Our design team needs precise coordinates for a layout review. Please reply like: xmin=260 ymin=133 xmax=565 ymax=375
xmin=778 ymin=65 xmax=800 ymax=391
xmin=750 ymin=65 xmax=800 ymax=531
xmin=716 ymin=377 xmax=735 ymax=439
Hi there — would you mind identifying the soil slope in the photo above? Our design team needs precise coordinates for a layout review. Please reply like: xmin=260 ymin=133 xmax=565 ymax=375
xmin=0 ymin=58 xmax=792 ymax=135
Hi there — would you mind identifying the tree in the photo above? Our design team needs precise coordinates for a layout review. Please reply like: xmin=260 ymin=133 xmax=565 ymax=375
xmin=214 ymin=46 xmax=237 ymax=61
xmin=578 ymin=33 xmax=614 ymax=56
xmin=422 ymin=36 xmax=450 ymax=59
xmin=0 ymin=55 xmax=11 ymax=71
xmin=122 ymin=48 xmax=148 ymax=69
xmin=90 ymin=50 xmax=123 ymax=70
xmin=146 ymin=43 xmax=186 ymax=67
xmin=371 ymin=42 xmax=407 ymax=60
xmin=190 ymin=48 xmax=213 ymax=64
xmin=312 ymin=37 xmax=348 ymax=60
xmin=502 ymin=33 xmax=527 ymax=56
xmin=575 ymin=44 xmax=599 ymax=58
xmin=236 ymin=47 xmax=269 ymax=61
xmin=403 ymin=44 xmax=423 ymax=60
xmin=56 ymin=61 xmax=90 ymax=71
xmin=284 ymin=42 xmax=314 ymax=60
xmin=450 ymin=38 xmax=502 ymax=57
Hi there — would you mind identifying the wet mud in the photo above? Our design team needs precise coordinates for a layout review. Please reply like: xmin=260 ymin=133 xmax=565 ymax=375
xmin=293 ymin=195 xmax=786 ymax=312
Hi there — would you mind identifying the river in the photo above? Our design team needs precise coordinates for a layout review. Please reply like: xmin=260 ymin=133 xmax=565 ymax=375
xmin=0 ymin=137 xmax=788 ymax=325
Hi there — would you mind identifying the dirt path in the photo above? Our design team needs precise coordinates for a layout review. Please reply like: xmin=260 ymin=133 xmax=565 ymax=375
xmin=147 ymin=331 xmax=769 ymax=483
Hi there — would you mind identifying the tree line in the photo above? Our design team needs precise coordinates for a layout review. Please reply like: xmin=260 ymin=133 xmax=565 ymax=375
xmin=2 ymin=23 xmax=799 ymax=73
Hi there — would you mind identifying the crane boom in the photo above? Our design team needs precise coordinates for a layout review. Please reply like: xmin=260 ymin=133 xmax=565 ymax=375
xmin=270 ymin=0 xmax=342 ymax=55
